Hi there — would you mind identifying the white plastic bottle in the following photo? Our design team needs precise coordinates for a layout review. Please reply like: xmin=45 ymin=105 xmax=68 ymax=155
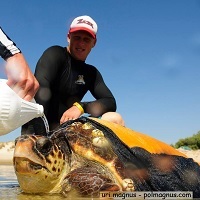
xmin=0 ymin=79 xmax=44 ymax=135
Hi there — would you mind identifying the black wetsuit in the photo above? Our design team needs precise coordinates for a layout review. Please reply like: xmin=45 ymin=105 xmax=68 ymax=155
xmin=0 ymin=27 xmax=21 ymax=60
xmin=22 ymin=45 xmax=116 ymax=133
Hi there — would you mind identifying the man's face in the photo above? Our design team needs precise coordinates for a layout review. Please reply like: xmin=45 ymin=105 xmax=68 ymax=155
xmin=68 ymin=31 xmax=96 ymax=61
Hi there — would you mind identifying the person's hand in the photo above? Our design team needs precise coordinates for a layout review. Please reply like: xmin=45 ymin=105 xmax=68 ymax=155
xmin=5 ymin=53 xmax=39 ymax=101
xmin=60 ymin=106 xmax=82 ymax=124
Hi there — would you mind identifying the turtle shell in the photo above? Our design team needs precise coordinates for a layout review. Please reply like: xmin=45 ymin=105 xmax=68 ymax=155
xmin=56 ymin=117 xmax=200 ymax=197
xmin=89 ymin=117 xmax=187 ymax=156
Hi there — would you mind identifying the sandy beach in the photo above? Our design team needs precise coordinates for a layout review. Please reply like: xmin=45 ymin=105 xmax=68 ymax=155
xmin=0 ymin=141 xmax=15 ymax=164
xmin=0 ymin=141 xmax=200 ymax=165
xmin=177 ymin=148 xmax=200 ymax=164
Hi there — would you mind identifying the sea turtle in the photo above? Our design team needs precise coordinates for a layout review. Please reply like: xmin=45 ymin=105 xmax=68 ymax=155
xmin=13 ymin=117 xmax=200 ymax=198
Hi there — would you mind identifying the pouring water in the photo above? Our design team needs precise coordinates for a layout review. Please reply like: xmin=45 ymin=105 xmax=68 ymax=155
xmin=41 ymin=114 xmax=49 ymax=133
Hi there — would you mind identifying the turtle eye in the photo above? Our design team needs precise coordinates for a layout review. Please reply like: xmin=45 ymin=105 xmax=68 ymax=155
xmin=36 ymin=138 xmax=53 ymax=155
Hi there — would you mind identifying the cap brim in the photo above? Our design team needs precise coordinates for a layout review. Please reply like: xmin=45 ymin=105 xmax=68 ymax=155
xmin=69 ymin=27 xmax=96 ymax=39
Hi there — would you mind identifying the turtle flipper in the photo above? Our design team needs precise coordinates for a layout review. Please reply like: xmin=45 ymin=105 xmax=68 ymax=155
xmin=62 ymin=166 xmax=120 ymax=197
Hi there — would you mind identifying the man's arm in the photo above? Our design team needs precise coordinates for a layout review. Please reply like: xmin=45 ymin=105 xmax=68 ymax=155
xmin=60 ymin=67 xmax=116 ymax=124
xmin=0 ymin=27 xmax=39 ymax=101
xmin=81 ymin=69 xmax=117 ymax=117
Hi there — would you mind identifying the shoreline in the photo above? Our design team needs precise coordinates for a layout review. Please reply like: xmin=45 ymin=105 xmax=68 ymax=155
xmin=0 ymin=160 xmax=13 ymax=165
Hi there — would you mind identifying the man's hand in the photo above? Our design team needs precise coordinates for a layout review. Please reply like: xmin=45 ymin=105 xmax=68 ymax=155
xmin=60 ymin=105 xmax=82 ymax=124
xmin=5 ymin=53 xmax=39 ymax=101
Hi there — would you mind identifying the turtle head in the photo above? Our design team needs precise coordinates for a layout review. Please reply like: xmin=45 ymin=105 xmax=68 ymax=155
xmin=13 ymin=132 xmax=71 ymax=193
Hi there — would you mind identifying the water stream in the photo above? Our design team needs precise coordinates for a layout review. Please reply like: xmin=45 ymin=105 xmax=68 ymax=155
xmin=41 ymin=114 xmax=49 ymax=133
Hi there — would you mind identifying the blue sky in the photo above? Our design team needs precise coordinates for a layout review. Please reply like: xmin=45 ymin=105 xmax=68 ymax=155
xmin=0 ymin=0 xmax=200 ymax=144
